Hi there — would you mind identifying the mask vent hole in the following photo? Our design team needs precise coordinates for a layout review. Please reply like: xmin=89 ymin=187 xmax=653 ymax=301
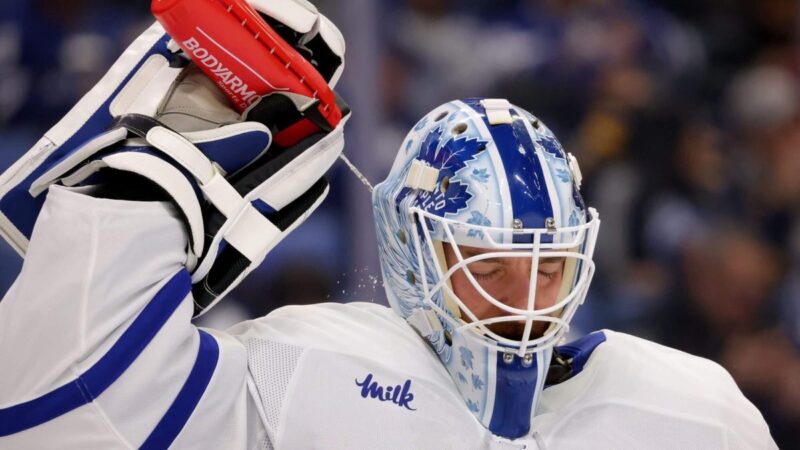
xmin=440 ymin=176 xmax=450 ymax=193
xmin=434 ymin=111 xmax=448 ymax=122
xmin=444 ymin=329 xmax=453 ymax=346
xmin=452 ymin=123 xmax=468 ymax=135
xmin=406 ymin=270 xmax=416 ymax=285
xmin=397 ymin=229 xmax=407 ymax=244
xmin=531 ymin=118 xmax=541 ymax=129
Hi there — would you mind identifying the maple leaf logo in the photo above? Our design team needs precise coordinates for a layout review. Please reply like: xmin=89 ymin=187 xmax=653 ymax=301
xmin=471 ymin=374 xmax=484 ymax=390
xmin=459 ymin=346 xmax=475 ymax=370
xmin=407 ymin=126 xmax=488 ymax=217
xmin=418 ymin=126 xmax=485 ymax=174
xmin=538 ymin=134 xmax=565 ymax=157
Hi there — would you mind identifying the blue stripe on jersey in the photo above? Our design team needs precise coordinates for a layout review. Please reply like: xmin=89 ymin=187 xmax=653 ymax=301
xmin=461 ymin=99 xmax=554 ymax=243
xmin=488 ymin=353 xmax=540 ymax=439
xmin=0 ymin=270 xmax=191 ymax=437
xmin=140 ymin=330 xmax=220 ymax=449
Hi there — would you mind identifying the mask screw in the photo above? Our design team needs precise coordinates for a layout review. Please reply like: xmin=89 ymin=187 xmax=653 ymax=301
xmin=503 ymin=352 xmax=515 ymax=364
xmin=545 ymin=217 xmax=556 ymax=232
xmin=513 ymin=218 xmax=523 ymax=230
xmin=522 ymin=353 xmax=534 ymax=368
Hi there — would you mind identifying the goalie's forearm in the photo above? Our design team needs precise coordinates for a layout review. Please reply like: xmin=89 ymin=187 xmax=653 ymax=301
xmin=0 ymin=186 xmax=194 ymax=438
xmin=0 ymin=185 xmax=251 ymax=448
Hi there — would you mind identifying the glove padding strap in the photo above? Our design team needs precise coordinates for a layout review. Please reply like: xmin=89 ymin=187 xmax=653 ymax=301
xmin=28 ymin=110 xmax=347 ymax=315
xmin=0 ymin=3 xmax=348 ymax=316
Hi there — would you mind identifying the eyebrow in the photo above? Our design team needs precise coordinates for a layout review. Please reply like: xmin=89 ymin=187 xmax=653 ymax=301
xmin=461 ymin=251 xmax=565 ymax=265
xmin=540 ymin=257 xmax=566 ymax=265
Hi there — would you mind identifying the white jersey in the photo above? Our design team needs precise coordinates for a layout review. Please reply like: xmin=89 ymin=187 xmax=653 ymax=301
xmin=231 ymin=304 xmax=777 ymax=450
xmin=0 ymin=187 xmax=777 ymax=449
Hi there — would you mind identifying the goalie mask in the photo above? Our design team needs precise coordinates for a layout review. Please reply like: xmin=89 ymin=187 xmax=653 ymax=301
xmin=372 ymin=99 xmax=600 ymax=439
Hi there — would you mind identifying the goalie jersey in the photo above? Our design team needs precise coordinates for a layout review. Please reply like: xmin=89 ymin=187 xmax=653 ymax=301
xmin=0 ymin=188 xmax=776 ymax=449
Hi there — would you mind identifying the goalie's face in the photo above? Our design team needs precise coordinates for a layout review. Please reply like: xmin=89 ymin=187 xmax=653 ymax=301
xmin=443 ymin=243 xmax=566 ymax=340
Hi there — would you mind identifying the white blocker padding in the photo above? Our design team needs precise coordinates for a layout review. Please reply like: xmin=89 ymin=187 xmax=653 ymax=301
xmin=0 ymin=5 xmax=349 ymax=320
xmin=194 ymin=181 xmax=331 ymax=316
xmin=67 ymin=152 xmax=206 ymax=263
xmin=13 ymin=94 xmax=345 ymax=317
xmin=0 ymin=15 xmax=276 ymax=258
xmin=28 ymin=128 xmax=130 ymax=197
xmin=190 ymin=115 xmax=347 ymax=290
xmin=28 ymin=118 xmax=271 ymax=201
xmin=247 ymin=113 xmax=346 ymax=209
xmin=250 ymin=0 xmax=319 ymax=34
xmin=23 ymin=118 xmax=274 ymax=261
xmin=108 ymin=120 xmax=285 ymax=288
xmin=248 ymin=0 xmax=345 ymax=87
xmin=0 ymin=22 xmax=174 ymax=255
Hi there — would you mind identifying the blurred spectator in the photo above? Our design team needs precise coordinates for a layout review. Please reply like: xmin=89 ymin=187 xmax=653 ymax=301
xmin=721 ymin=328 xmax=800 ymax=444
xmin=663 ymin=226 xmax=783 ymax=356
xmin=656 ymin=227 xmax=799 ymax=446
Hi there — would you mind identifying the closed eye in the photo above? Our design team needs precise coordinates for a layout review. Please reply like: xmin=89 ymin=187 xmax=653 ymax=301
xmin=472 ymin=268 xmax=501 ymax=281
xmin=538 ymin=270 xmax=557 ymax=280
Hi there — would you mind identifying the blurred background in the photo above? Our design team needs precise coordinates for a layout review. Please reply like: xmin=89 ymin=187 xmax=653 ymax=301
xmin=0 ymin=0 xmax=798 ymax=445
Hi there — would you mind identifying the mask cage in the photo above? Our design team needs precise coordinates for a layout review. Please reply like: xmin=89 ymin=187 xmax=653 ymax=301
xmin=409 ymin=206 xmax=600 ymax=356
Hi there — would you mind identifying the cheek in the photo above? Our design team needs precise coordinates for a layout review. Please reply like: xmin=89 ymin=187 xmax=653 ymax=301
xmin=536 ymin=274 xmax=563 ymax=308
xmin=450 ymin=269 xmax=493 ymax=315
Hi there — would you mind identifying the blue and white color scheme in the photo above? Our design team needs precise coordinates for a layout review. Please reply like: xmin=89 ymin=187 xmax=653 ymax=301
xmin=0 ymin=18 xmax=348 ymax=317
xmin=0 ymin=185 xmax=775 ymax=449
xmin=0 ymin=186 xmax=249 ymax=449
xmin=373 ymin=98 xmax=601 ymax=438
xmin=0 ymin=3 xmax=777 ymax=447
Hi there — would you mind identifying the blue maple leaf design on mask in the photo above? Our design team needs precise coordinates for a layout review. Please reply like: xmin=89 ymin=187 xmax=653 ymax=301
xmin=418 ymin=126 xmax=485 ymax=174
xmin=466 ymin=399 xmax=480 ymax=413
xmin=538 ymin=134 xmax=565 ymax=157
xmin=458 ymin=373 xmax=468 ymax=384
xmin=471 ymin=374 xmax=484 ymax=390
xmin=459 ymin=346 xmax=474 ymax=370
xmin=404 ymin=138 xmax=415 ymax=154
xmin=556 ymin=168 xmax=571 ymax=183
xmin=466 ymin=211 xmax=491 ymax=239
xmin=404 ymin=126 xmax=487 ymax=217
xmin=413 ymin=115 xmax=428 ymax=131
xmin=471 ymin=168 xmax=490 ymax=183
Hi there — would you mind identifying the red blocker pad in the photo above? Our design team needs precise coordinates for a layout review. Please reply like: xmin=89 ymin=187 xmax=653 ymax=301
xmin=152 ymin=0 xmax=342 ymax=147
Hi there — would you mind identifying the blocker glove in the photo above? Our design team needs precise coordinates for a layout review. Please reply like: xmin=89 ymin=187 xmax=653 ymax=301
xmin=0 ymin=1 xmax=348 ymax=316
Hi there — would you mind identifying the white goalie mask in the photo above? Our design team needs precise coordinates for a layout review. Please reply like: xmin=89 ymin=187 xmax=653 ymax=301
xmin=372 ymin=99 xmax=600 ymax=439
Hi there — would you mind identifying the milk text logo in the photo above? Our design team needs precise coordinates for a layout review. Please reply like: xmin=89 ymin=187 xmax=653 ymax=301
xmin=182 ymin=37 xmax=259 ymax=109
xmin=355 ymin=373 xmax=416 ymax=411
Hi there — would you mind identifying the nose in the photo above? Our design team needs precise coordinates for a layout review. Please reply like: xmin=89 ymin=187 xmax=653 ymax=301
xmin=498 ymin=259 xmax=533 ymax=310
